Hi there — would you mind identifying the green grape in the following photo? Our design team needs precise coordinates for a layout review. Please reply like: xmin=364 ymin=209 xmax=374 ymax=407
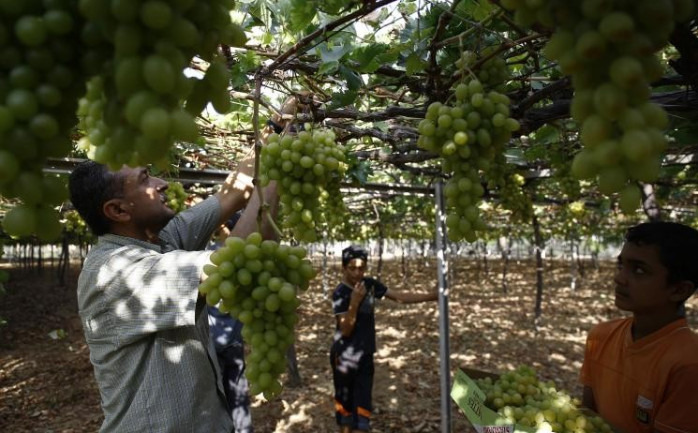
xmin=199 ymin=236 xmax=316 ymax=399
xmin=260 ymin=128 xmax=347 ymax=242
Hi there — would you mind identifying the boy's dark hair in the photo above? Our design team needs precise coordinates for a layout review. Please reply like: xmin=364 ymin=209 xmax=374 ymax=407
xmin=625 ymin=221 xmax=698 ymax=291
xmin=68 ymin=160 xmax=125 ymax=236
xmin=342 ymin=245 xmax=368 ymax=267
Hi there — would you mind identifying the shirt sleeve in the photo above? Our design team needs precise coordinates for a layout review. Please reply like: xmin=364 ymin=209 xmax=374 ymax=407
xmin=159 ymin=196 xmax=221 ymax=252
xmin=332 ymin=286 xmax=351 ymax=315
xmin=653 ymin=363 xmax=698 ymax=433
xmin=579 ymin=324 xmax=601 ymax=386
xmin=103 ymin=248 xmax=213 ymax=347
xmin=368 ymin=278 xmax=388 ymax=299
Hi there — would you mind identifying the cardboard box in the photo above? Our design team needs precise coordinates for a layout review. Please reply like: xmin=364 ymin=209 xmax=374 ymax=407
xmin=451 ymin=368 xmax=535 ymax=433
xmin=451 ymin=368 xmax=616 ymax=433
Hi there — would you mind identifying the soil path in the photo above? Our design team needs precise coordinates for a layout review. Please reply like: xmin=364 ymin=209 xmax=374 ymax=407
xmin=1 ymin=257 xmax=696 ymax=432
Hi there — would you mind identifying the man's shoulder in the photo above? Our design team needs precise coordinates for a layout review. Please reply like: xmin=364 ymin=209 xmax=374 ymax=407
xmin=333 ymin=282 xmax=351 ymax=296
xmin=588 ymin=317 xmax=629 ymax=339
xmin=363 ymin=277 xmax=387 ymax=292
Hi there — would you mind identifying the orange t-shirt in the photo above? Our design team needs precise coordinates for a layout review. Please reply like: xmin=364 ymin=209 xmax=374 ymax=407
xmin=579 ymin=317 xmax=698 ymax=433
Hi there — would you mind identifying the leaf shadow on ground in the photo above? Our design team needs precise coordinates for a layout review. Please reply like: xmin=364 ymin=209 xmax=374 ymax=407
xmin=1 ymin=257 xmax=696 ymax=432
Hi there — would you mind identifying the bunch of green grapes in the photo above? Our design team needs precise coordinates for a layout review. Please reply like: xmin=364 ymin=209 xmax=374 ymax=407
xmin=198 ymin=232 xmax=317 ymax=399
xmin=499 ymin=0 xmax=696 ymax=213
xmin=260 ymin=128 xmax=348 ymax=243
xmin=75 ymin=0 xmax=247 ymax=170
xmin=165 ymin=181 xmax=189 ymax=214
xmin=1 ymin=173 xmax=67 ymax=241
xmin=475 ymin=365 xmax=614 ymax=433
xmin=63 ymin=209 xmax=93 ymax=241
xmin=316 ymin=177 xmax=348 ymax=235
xmin=489 ymin=167 xmax=534 ymax=222
xmin=455 ymin=49 xmax=510 ymax=92
xmin=417 ymin=77 xmax=519 ymax=242
xmin=0 ymin=2 xmax=87 ymax=238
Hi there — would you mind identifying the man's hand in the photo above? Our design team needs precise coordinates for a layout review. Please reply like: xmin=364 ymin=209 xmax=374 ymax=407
xmin=349 ymin=280 xmax=367 ymax=307
xmin=271 ymin=91 xmax=321 ymax=129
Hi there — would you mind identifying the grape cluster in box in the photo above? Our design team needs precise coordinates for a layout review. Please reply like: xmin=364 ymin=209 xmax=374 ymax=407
xmin=260 ymin=128 xmax=347 ymax=242
xmin=198 ymin=232 xmax=317 ymax=399
xmin=452 ymin=365 xmax=615 ymax=433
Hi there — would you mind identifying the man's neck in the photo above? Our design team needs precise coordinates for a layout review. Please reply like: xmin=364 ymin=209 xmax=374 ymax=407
xmin=109 ymin=226 xmax=159 ymax=244
xmin=631 ymin=309 xmax=684 ymax=341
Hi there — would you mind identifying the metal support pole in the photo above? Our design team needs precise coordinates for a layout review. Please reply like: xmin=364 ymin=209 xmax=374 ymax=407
xmin=435 ymin=181 xmax=451 ymax=433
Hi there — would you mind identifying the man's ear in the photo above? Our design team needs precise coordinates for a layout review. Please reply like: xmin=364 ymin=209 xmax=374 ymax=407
xmin=102 ymin=199 xmax=132 ymax=223
xmin=670 ymin=280 xmax=695 ymax=303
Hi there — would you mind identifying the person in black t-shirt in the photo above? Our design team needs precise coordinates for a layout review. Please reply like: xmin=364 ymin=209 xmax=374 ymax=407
xmin=330 ymin=245 xmax=437 ymax=433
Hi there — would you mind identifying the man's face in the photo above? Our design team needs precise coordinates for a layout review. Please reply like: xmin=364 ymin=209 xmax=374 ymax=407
xmin=614 ymin=242 xmax=681 ymax=316
xmin=343 ymin=258 xmax=366 ymax=286
xmin=116 ymin=166 xmax=174 ymax=235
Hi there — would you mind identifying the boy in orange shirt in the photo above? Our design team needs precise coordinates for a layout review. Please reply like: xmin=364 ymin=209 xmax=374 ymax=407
xmin=580 ymin=221 xmax=698 ymax=433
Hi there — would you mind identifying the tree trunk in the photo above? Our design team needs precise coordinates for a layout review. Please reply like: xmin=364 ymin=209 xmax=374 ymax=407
xmin=641 ymin=183 xmax=662 ymax=221
xmin=569 ymin=238 xmax=577 ymax=291
xmin=57 ymin=236 xmax=69 ymax=287
xmin=497 ymin=236 xmax=510 ymax=294
xmin=576 ymin=243 xmax=585 ymax=279
xmin=592 ymin=242 xmax=600 ymax=271
xmin=322 ymin=240 xmax=329 ymax=297
xmin=285 ymin=343 xmax=302 ymax=387
xmin=533 ymin=214 xmax=545 ymax=321
xmin=401 ymin=241 xmax=407 ymax=286
xmin=376 ymin=228 xmax=384 ymax=280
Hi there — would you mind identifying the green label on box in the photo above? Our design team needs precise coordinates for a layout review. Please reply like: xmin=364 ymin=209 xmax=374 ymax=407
xmin=451 ymin=369 xmax=535 ymax=433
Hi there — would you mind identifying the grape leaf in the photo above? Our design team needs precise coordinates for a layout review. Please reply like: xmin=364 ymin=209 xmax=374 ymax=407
xmin=328 ymin=89 xmax=358 ymax=109
xmin=338 ymin=64 xmax=363 ymax=91
xmin=405 ymin=53 xmax=427 ymax=75
xmin=317 ymin=43 xmax=353 ymax=63
xmin=350 ymin=44 xmax=390 ymax=73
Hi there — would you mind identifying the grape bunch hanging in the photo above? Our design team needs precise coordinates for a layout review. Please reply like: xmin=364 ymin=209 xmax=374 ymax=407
xmin=260 ymin=128 xmax=347 ymax=243
xmin=0 ymin=0 xmax=247 ymax=239
xmin=75 ymin=0 xmax=247 ymax=170
xmin=418 ymin=52 xmax=520 ymax=241
xmin=500 ymin=0 xmax=696 ymax=213
xmin=0 ymin=1 xmax=86 ymax=239
xmin=198 ymin=232 xmax=317 ymax=399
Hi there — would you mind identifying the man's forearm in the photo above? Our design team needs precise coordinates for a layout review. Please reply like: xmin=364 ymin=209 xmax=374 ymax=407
xmin=230 ymin=182 xmax=279 ymax=239
xmin=339 ymin=304 xmax=360 ymax=337
xmin=389 ymin=290 xmax=438 ymax=303
xmin=215 ymin=170 xmax=254 ymax=225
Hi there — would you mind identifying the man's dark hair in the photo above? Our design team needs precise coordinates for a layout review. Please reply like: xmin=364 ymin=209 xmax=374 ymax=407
xmin=68 ymin=160 xmax=125 ymax=236
xmin=342 ymin=245 xmax=368 ymax=267
xmin=625 ymin=221 xmax=698 ymax=290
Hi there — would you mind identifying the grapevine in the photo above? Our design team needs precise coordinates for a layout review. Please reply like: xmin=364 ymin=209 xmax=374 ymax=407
xmin=198 ymin=232 xmax=317 ymax=399
xmin=75 ymin=0 xmax=247 ymax=170
xmin=260 ymin=128 xmax=348 ymax=243
xmin=0 ymin=0 xmax=247 ymax=239
xmin=0 ymin=2 xmax=86 ymax=240
xmin=418 ymin=50 xmax=520 ymax=241
xmin=499 ymin=0 xmax=696 ymax=213
xmin=165 ymin=181 xmax=190 ymax=214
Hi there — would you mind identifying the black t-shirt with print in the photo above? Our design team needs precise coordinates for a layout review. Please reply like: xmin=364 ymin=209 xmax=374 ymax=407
xmin=332 ymin=277 xmax=388 ymax=355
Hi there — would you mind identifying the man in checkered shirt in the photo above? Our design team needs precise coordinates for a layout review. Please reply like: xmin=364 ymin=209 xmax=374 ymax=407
xmin=68 ymin=157 xmax=276 ymax=433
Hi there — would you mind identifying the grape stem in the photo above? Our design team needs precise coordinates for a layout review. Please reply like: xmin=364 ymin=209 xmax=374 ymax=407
xmin=265 ymin=211 xmax=284 ymax=239
xmin=252 ymin=75 xmax=265 ymax=232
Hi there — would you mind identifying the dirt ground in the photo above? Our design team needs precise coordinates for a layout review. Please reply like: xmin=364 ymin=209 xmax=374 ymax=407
xmin=1 ymin=255 xmax=697 ymax=433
